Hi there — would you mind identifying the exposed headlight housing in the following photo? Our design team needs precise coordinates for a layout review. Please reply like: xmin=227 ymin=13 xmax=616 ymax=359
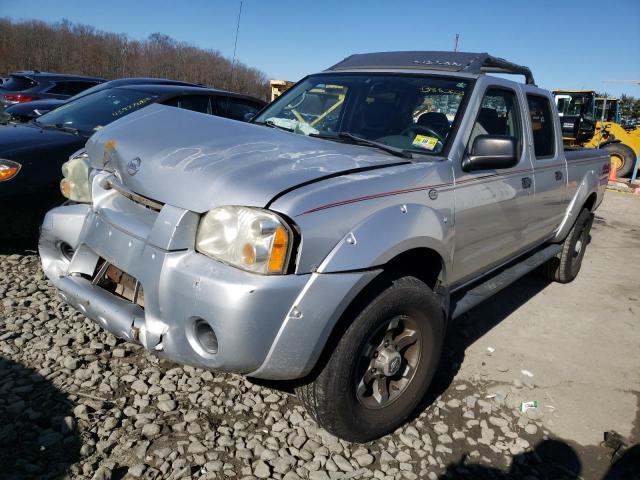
xmin=196 ymin=206 xmax=293 ymax=274
xmin=60 ymin=150 xmax=91 ymax=202
xmin=0 ymin=159 xmax=21 ymax=182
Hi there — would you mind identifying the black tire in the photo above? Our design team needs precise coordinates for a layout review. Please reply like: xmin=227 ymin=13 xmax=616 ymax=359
xmin=543 ymin=208 xmax=594 ymax=283
xmin=602 ymin=142 xmax=636 ymax=178
xmin=296 ymin=276 xmax=444 ymax=442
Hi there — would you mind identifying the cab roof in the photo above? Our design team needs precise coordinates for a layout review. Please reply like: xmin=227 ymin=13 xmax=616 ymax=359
xmin=553 ymin=90 xmax=596 ymax=94
xmin=327 ymin=51 xmax=535 ymax=85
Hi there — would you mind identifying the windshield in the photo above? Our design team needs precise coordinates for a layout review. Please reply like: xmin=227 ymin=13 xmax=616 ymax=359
xmin=254 ymin=74 xmax=470 ymax=155
xmin=37 ymin=88 xmax=158 ymax=135
xmin=555 ymin=93 xmax=595 ymax=119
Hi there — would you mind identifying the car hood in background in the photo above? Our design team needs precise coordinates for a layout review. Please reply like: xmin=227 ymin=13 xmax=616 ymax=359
xmin=85 ymin=104 xmax=406 ymax=213
xmin=5 ymin=98 xmax=67 ymax=117
xmin=0 ymin=123 xmax=81 ymax=155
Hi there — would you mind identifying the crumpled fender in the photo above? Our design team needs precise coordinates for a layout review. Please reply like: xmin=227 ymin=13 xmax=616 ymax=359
xmin=316 ymin=203 xmax=452 ymax=278
xmin=553 ymin=169 xmax=600 ymax=242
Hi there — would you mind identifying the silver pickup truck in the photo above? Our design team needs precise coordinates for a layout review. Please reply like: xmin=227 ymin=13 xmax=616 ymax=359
xmin=39 ymin=52 xmax=609 ymax=442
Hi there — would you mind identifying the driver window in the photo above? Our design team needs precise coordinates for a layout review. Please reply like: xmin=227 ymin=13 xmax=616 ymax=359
xmin=469 ymin=88 xmax=521 ymax=151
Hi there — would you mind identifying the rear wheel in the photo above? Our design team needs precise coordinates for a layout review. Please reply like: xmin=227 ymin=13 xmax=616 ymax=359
xmin=603 ymin=142 xmax=636 ymax=178
xmin=543 ymin=208 xmax=594 ymax=283
xmin=296 ymin=276 xmax=444 ymax=442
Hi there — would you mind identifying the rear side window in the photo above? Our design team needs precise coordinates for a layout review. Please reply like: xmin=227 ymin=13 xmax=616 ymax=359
xmin=49 ymin=81 xmax=102 ymax=95
xmin=65 ymin=81 xmax=99 ymax=95
xmin=217 ymin=97 xmax=262 ymax=121
xmin=527 ymin=95 xmax=555 ymax=158
xmin=1 ymin=75 xmax=37 ymax=91
xmin=163 ymin=95 xmax=210 ymax=114
xmin=47 ymin=82 xmax=68 ymax=94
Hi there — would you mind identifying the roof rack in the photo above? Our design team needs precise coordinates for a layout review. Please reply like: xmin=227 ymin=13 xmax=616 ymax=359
xmin=327 ymin=51 xmax=536 ymax=86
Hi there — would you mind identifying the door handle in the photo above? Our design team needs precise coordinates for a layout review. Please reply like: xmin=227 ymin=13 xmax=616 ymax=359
xmin=521 ymin=177 xmax=532 ymax=189
xmin=555 ymin=171 xmax=563 ymax=181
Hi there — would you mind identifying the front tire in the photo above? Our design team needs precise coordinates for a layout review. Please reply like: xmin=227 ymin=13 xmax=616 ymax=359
xmin=296 ymin=276 xmax=444 ymax=442
xmin=543 ymin=208 xmax=594 ymax=283
xmin=603 ymin=142 xmax=636 ymax=178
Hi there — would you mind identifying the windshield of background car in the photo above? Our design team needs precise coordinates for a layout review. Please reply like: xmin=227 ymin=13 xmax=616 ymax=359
xmin=254 ymin=74 xmax=470 ymax=155
xmin=36 ymin=88 xmax=158 ymax=135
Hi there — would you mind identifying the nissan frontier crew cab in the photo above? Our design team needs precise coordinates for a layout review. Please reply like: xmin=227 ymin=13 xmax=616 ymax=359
xmin=40 ymin=52 xmax=609 ymax=442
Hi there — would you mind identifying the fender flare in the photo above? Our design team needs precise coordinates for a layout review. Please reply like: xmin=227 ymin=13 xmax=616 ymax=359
xmin=600 ymin=139 xmax=621 ymax=147
xmin=317 ymin=203 xmax=451 ymax=278
xmin=553 ymin=171 xmax=599 ymax=243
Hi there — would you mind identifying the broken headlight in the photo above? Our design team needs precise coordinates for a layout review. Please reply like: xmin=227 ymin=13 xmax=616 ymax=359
xmin=60 ymin=149 xmax=91 ymax=203
xmin=195 ymin=206 xmax=293 ymax=274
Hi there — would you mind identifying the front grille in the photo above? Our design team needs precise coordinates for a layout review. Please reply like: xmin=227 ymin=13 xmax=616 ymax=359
xmin=93 ymin=259 xmax=144 ymax=307
xmin=102 ymin=178 xmax=164 ymax=212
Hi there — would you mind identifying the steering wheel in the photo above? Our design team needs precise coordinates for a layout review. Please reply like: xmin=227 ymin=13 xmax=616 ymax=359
xmin=400 ymin=124 xmax=445 ymax=143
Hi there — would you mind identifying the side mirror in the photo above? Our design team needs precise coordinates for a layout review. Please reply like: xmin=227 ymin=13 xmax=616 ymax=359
xmin=244 ymin=112 xmax=255 ymax=122
xmin=462 ymin=135 xmax=518 ymax=171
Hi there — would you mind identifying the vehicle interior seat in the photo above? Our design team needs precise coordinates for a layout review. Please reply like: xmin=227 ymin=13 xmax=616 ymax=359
xmin=477 ymin=107 xmax=506 ymax=135
xmin=355 ymin=99 xmax=402 ymax=139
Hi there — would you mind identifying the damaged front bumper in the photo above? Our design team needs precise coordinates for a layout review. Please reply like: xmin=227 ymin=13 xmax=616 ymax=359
xmin=39 ymin=188 xmax=378 ymax=379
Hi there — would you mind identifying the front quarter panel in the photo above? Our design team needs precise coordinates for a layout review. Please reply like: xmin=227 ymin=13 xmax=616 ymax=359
xmin=270 ymin=160 xmax=454 ymax=275
xmin=317 ymin=203 xmax=452 ymax=275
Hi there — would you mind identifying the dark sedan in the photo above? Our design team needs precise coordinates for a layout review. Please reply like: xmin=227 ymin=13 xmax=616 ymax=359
xmin=0 ymin=71 xmax=105 ymax=111
xmin=0 ymin=84 xmax=266 ymax=238
xmin=0 ymin=77 xmax=207 ymax=124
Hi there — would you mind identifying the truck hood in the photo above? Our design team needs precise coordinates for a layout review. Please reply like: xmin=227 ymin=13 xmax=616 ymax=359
xmin=85 ymin=104 xmax=406 ymax=213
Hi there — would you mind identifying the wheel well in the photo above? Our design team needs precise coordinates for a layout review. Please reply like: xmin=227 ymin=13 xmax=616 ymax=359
xmin=381 ymin=248 xmax=444 ymax=290
xmin=584 ymin=192 xmax=597 ymax=212
xmin=300 ymin=248 xmax=446 ymax=383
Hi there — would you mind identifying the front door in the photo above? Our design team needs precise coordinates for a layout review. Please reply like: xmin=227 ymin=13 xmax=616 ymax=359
xmin=451 ymin=85 xmax=535 ymax=285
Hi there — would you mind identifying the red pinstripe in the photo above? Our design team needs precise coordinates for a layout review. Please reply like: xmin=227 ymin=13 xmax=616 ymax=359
xmin=298 ymin=157 xmax=604 ymax=216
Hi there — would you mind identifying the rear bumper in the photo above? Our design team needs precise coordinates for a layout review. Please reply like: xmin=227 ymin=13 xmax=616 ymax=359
xmin=39 ymin=203 xmax=378 ymax=379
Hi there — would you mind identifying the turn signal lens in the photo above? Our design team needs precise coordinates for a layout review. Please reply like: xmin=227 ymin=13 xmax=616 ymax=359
xmin=0 ymin=159 xmax=21 ymax=181
xmin=268 ymin=226 xmax=289 ymax=273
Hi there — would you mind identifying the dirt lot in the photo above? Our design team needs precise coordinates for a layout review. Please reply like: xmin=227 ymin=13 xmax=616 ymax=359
xmin=0 ymin=191 xmax=638 ymax=480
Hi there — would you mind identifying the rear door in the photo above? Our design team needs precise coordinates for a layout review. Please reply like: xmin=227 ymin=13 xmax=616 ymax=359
xmin=451 ymin=81 xmax=536 ymax=284
xmin=524 ymin=92 xmax=567 ymax=241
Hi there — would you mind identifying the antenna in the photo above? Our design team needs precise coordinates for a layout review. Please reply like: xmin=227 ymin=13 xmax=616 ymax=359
xmin=226 ymin=0 xmax=243 ymax=91
xmin=454 ymin=34 xmax=459 ymax=52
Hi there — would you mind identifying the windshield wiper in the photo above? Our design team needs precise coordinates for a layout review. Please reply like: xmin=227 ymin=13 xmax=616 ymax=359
xmin=311 ymin=132 xmax=413 ymax=159
xmin=33 ymin=120 xmax=79 ymax=135
xmin=256 ymin=119 xmax=294 ymax=132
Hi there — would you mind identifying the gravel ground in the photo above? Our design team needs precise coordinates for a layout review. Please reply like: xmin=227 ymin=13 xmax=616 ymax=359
xmin=1 ymin=194 xmax=638 ymax=480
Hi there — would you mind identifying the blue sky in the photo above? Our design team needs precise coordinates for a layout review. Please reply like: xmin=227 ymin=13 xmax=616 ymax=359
xmin=2 ymin=0 xmax=639 ymax=97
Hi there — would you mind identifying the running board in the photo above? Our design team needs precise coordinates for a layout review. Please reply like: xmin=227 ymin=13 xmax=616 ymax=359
xmin=451 ymin=244 xmax=562 ymax=319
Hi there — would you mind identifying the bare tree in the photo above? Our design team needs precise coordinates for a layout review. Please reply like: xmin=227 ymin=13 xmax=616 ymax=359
xmin=0 ymin=17 xmax=270 ymax=100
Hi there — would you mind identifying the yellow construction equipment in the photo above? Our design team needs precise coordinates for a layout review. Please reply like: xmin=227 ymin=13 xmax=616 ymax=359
xmin=554 ymin=90 xmax=640 ymax=177
xmin=270 ymin=80 xmax=294 ymax=102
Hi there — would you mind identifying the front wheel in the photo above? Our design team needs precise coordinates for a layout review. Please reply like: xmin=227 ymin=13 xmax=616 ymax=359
xmin=603 ymin=142 xmax=636 ymax=178
xmin=543 ymin=208 xmax=594 ymax=283
xmin=296 ymin=276 xmax=444 ymax=442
